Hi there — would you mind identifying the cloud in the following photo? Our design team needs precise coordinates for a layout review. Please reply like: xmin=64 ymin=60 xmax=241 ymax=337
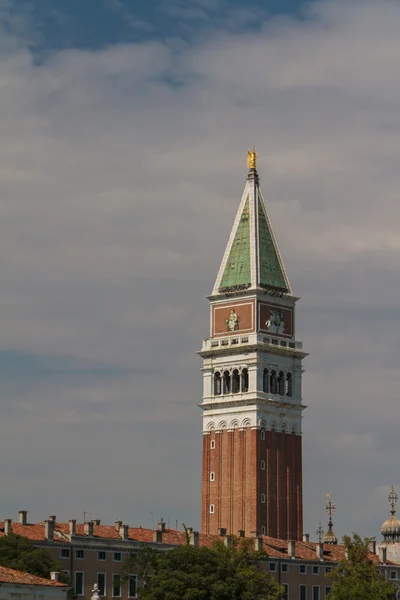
xmin=1 ymin=0 xmax=400 ymax=536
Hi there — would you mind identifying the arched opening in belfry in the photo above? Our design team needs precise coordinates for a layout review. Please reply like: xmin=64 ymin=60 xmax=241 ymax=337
xmin=278 ymin=371 xmax=285 ymax=395
xmin=263 ymin=368 xmax=269 ymax=393
xmin=241 ymin=368 xmax=249 ymax=392
xmin=214 ymin=372 xmax=221 ymax=396
xmin=286 ymin=373 xmax=293 ymax=397
xmin=223 ymin=370 xmax=231 ymax=394
xmin=232 ymin=369 xmax=240 ymax=394
xmin=270 ymin=370 xmax=277 ymax=394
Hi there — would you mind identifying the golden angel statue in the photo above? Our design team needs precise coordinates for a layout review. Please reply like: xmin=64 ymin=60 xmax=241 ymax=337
xmin=247 ymin=150 xmax=257 ymax=169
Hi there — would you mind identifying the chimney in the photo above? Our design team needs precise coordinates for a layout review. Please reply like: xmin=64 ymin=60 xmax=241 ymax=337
xmin=189 ymin=531 xmax=199 ymax=547
xmin=119 ymin=524 xmax=129 ymax=541
xmin=368 ymin=539 xmax=377 ymax=554
xmin=254 ymin=537 xmax=263 ymax=551
xmin=49 ymin=515 xmax=56 ymax=522
xmin=92 ymin=519 xmax=101 ymax=526
xmin=288 ymin=540 xmax=296 ymax=559
xmin=115 ymin=520 xmax=123 ymax=532
xmin=379 ymin=547 xmax=387 ymax=565
xmin=217 ymin=528 xmax=226 ymax=536
xmin=45 ymin=520 xmax=54 ymax=541
xmin=153 ymin=530 xmax=163 ymax=544
xmin=84 ymin=521 xmax=94 ymax=537
xmin=316 ymin=542 xmax=324 ymax=561
xmin=157 ymin=521 xmax=166 ymax=532
xmin=302 ymin=533 xmax=310 ymax=542
xmin=237 ymin=530 xmax=245 ymax=538
xmin=18 ymin=511 xmax=27 ymax=525
xmin=69 ymin=520 xmax=76 ymax=536
xmin=4 ymin=519 xmax=12 ymax=535
xmin=50 ymin=572 xmax=60 ymax=582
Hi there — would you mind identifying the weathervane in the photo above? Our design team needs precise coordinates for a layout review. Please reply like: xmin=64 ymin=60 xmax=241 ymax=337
xmin=316 ymin=521 xmax=324 ymax=543
xmin=325 ymin=493 xmax=337 ymax=523
xmin=389 ymin=486 xmax=398 ymax=516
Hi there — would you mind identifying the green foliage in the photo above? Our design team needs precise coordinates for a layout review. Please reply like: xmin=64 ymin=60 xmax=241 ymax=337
xmin=328 ymin=534 xmax=397 ymax=600
xmin=0 ymin=534 xmax=61 ymax=579
xmin=121 ymin=538 xmax=284 ymax=600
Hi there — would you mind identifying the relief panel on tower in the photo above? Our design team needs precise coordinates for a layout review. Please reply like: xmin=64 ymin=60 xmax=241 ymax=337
xmin=212 ymin=300 xmax=255 ymax=337
xmin=258 ymin=302 xmax=294 ymax=338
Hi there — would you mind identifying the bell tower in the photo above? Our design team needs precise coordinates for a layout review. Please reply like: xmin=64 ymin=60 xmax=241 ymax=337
xmin=199 ymin=152 xmax=307 ymax=540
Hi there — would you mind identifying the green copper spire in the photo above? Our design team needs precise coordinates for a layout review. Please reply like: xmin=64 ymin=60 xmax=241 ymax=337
xmin=257 ymin=190 xmax=289 ymax=292
xmin=213 ymin=153 xmax=291 ymax=295
xmin=219 ymin=197 xmax=251 ymax=289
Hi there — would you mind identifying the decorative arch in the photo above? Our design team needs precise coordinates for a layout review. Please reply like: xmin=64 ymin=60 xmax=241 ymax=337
xmin=241 ymin=417 xmax=251 ymax=428
xmin=229 ymin=419 xmax=240 ymax=429
xmin=206 ymin=422 xmax=216 ymax=432
xmin=270 ymin=420 xmax=277 ymax=431
xmin=278 ymin=371 xmax=285 ymax=395
xmin=259 ymin=419 xmax=267 ymax=429
xmin=280 ymin=421 xmax=288 ymax=433
xmin=217 ymin=420 xmax=228 ymax=431
xmin=291 ymin=425 xmax=298 ymax=435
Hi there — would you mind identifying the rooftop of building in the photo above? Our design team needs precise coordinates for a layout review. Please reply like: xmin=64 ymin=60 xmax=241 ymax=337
xmin=0 ymin=565 xmax=66 ymax=587
xmin=0 ymin=515 xmax=394 ymax=565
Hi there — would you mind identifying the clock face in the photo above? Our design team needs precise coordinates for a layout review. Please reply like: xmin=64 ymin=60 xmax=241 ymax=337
xmin=258 ymin=302 xmax=293 ymax=338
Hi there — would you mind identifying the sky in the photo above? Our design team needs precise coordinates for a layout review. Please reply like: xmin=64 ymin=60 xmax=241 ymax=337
xmin=1 ymin=0 xmax=400 ymax=541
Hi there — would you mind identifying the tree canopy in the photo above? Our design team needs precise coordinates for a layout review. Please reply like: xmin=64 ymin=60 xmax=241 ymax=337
xmin=0 ymin=533 xmax=60 ymax=579
xmin=120 ymin=539 xmax=284 ymax=600
xmin=328 ymin=534 xmax=397 ymax=600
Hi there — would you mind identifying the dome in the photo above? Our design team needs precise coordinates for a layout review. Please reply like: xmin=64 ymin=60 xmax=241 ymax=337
xmin=324 ymin=527 xmax=338 ymax=545
xmin=381 ymin=514 xmax=400 ymax=541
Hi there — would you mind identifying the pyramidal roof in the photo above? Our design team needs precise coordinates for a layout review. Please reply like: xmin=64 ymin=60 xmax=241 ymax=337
xmin=213 ymin=153 xmax=291 ymax=296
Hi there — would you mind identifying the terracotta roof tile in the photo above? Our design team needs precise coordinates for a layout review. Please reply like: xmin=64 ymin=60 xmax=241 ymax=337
xmin=0 ymin=521 xmax=397 ymax=566
xmin=0 ymin=565 xmax=66 ymax=587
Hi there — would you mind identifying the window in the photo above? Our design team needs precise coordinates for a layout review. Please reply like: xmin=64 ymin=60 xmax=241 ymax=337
xmin=113 ymin=552 xmax=122 ymax=562
xmin=263 ymin=368 xmax=269 ymax=392
xmin=98 ymin=551 xmax=106 ymax=561
xmin=278 ymin=371 xmax=285 ymax=395
xmin=210 ymin=504 xmax=214 ymax=514
xmin=75 ymin=549 xmax=84 ymax=559
xmin=232 ymin=369 xmax=240 ymax=394
xmin=313 ymin=566 xmax=320 ymax=575
xmin=325 ymin=587 xmax=331 ymax=598
xmin=286 ymin=373 xmax=293 ymax=397
xmin=261 ymin=460 xmax=266 ymax=470
xmin=261 ymin=525 xmax=266 ymax=535
xmin=325 ymin=566 xmax=332 ymax=574
xmin=261 ymin=493 xmax=266 ymax=503
xmin=75 ymin=572 xmax=84 ymax=596
xmin=313 ymin=586 xmax=320 ymax=600
xmin=281 ymin=563 xmax=288 ymax=573
xmin=282 ymin=584 xmax=289 ymax=600
xmin=61 ymin=548 xmax=70 ymax=559
xmin=63 ymin=571 xmax=70 ymax=580
xmin=300 ymin=585 xmax=307 ymax=600
xmin=261 ymin=429 xmax=265 ymax=440
xmin=390 ymin=571 xmax=397 ymax=579
xmin=270 ymin=370 xmax=277 ymax=394
xmin=299 ymin=565 xmax=307 ymax=574
xmin=128 ymin=574 xmax=137 ymax=598
xmin=214 ymin=372 xmax=221 ymax=395
xmin=241 ymin=368 xmax=249 ymax=392
xmin=210 ymin=439 xmax=215 ymax=450
xmin=97 ymin=573 xmax=106 ymax=597
xmin=223 ymin=371 xmax=231 ymax=394
xmin=113 ymin=574 xmax=121 ymax=597
xmin=210 ymin=472 xmax=215 ymax=481
xmin=269 ymin=563 xmax=276 ymax=572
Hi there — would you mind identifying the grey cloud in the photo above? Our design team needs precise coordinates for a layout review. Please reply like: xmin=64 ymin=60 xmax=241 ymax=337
xmin=1 ymin=0 xmax=400 ymax=537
